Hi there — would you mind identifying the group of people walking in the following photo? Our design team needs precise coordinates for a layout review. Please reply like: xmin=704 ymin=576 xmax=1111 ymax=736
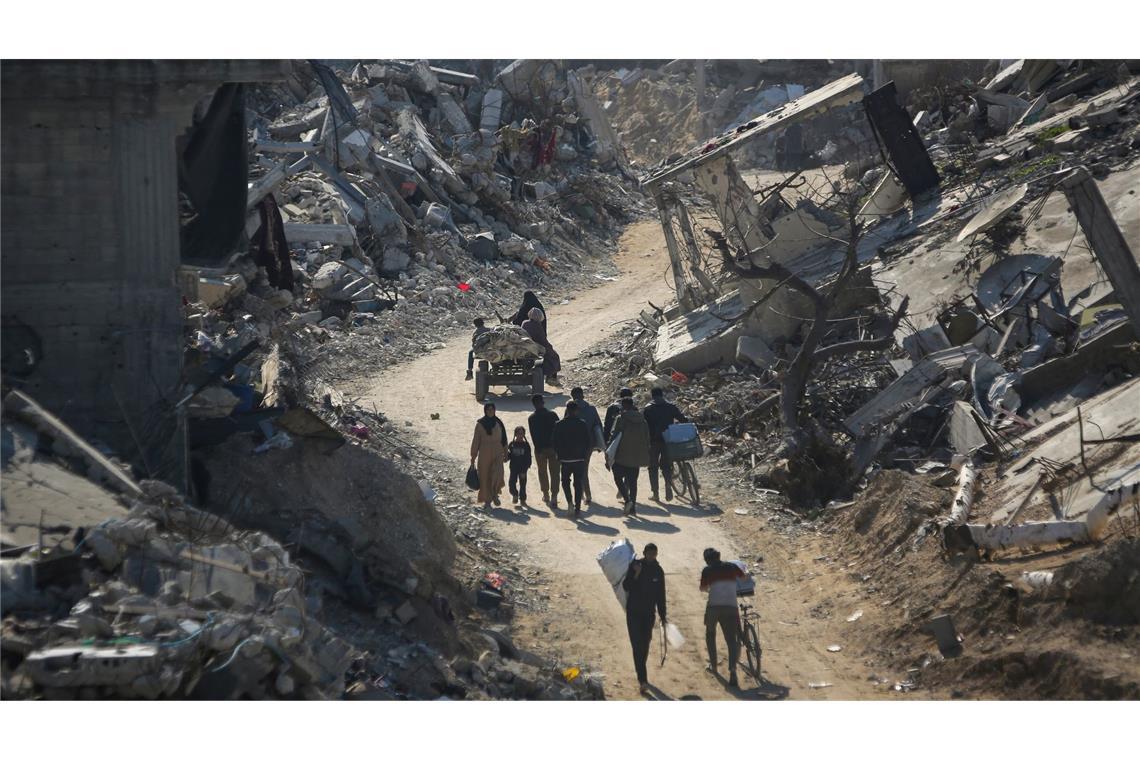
xmin=468 ymin=385 xmax=689 ymax=518
xmin=623 ymin=543 xmax=748 ymax=695
xmin=462 ymin=291 xmax=747 ymax=697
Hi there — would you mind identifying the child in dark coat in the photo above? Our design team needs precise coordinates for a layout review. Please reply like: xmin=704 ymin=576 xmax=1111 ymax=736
xmin=507 ymin=426 xmax=532 ymax=509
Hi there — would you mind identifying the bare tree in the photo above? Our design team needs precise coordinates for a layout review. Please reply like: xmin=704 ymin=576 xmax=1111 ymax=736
xmin=713 ymin=185 xmax=909 ymax=457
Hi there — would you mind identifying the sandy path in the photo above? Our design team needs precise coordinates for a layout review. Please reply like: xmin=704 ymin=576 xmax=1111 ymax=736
xmin=352 ymin=220 xmax=883 ymax=700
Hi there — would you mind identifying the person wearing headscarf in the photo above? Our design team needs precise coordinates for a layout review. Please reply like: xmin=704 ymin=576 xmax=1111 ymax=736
xmin=470 ymin=403 xmax=508 ymax=509
xmin=521 ymin=307 xmax=561 ymax=384
xmin=511 ymin=290 xmax=547 ymax=327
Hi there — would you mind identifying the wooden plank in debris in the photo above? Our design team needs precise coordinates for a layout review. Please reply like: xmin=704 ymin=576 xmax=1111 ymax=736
xmin=283 ymin=223 xmax=356 ymax=246
xmin=863 ymin=81 xmax=940 ymax=198
xmin=1060 ymin=166 xmax=1140 ymax=330
xmin=642 ymin=73 xmax=865 ymax=190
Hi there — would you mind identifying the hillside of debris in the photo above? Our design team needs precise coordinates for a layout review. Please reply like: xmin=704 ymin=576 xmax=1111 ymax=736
xmin=2 ymin=58 xmax=648 ymax=701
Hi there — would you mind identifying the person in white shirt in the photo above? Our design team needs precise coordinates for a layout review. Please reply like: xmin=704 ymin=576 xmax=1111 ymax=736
xmin=699 ymin=547 xmax=744 ymax=688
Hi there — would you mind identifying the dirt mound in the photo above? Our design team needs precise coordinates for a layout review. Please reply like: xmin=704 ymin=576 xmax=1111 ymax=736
xmin=1046 ymin=538 xmax=1140 ymax=625
xmin=838 ymin=470 xmax=949 ymax=560
xmin=199 ymin=435 xmax=456 ymax=601
xmin=953 ymin=649 xmax=1140 ymax=700
xmin=820 ymin=470 xmax=1140 ymax=698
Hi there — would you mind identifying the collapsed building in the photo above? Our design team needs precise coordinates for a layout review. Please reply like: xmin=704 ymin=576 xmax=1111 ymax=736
xmin=627 ymin=58 xmax=1140 ymax=555
xmin=2 ymin=58 xmax=642 ymax=700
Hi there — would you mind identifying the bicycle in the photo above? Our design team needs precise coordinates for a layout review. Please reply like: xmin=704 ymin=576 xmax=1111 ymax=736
xmin=737 ymin=596 xmax=763 ymax=688
xmin=667 ymin=459 xmax=701 ymax=507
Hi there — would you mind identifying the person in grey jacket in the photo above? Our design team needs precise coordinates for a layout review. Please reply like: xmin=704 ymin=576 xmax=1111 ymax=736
xmin=610 ymin=397 xmax=651 ymax=515
xmin=570 ymin=387 xmax=603 ymax=504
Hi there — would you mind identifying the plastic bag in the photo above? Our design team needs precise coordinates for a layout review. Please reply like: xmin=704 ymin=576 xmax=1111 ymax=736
xmin=605 ymin=432 xmax=622 ymax=468
xmin=664 ymin=622 xmax=685 ymax=649
xmin=465 ymin=466 xmax=480 ymax=491
xmin=662 ymin=423 xmax=699 ymax=444
xmin=596 ymin=538 xmax=634 ymax=609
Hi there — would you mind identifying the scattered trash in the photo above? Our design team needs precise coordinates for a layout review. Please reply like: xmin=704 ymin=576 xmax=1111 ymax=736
xmin=827 ymin=644 xmax=843 ymax=653
xmin=846 ymin=610 xmax=864 ymax=623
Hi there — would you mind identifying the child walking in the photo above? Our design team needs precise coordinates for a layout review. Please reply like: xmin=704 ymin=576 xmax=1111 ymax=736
xmin=507 ymin=426 xmax=532 ymax=509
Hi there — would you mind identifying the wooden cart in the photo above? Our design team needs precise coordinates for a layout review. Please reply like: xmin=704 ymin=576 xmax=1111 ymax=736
xmin=474 ymin=357 xmax=544 ymax=402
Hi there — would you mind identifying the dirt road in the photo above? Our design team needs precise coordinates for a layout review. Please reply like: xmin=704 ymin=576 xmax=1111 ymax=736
xmin=354 ymin=221 xmax=884 ymax=700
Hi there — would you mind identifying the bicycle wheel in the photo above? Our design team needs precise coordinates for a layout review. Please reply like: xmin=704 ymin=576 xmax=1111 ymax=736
xmin=669 ymin=463 xmax=687 ymax=499
xmin=741 ymin=620 xmax=762 ymax=687
xmin=684 ymin=463 xmax=701 ymax=507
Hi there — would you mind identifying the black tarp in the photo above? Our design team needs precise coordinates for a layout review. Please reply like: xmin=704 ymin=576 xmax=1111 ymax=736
xmin=249 ymin=194 xmax=294 ymax=291
xmin=179 ymin=84 xmax=249 ymax=266
xmin=863 ymin=81 xmax=940 ymax=198
xmin=309 ymin=61 xmax=358 ymax=124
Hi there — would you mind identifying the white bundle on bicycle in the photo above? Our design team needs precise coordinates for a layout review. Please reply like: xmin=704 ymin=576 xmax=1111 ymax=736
xmin=729 ymin=559 xmax=755 ymax=596
xmin=596 ymin=537 xmax=635 ymax=609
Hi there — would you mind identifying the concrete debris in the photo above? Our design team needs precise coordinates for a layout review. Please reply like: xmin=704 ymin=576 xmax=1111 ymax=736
xmin=582 ymin=60 xmax=1140 ymax=558
xmin=2 ymin=385 xmax=602 ymax=701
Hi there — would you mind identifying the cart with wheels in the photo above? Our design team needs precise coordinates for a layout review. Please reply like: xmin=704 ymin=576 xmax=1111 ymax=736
xmin=475 ymin=357 xmax=544 ymax=403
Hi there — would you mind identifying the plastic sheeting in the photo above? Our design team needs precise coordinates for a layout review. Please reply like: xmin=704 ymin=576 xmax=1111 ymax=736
xmin=472 ymin=325 xmax=542 ymax=363
xmin=597 ymin=538 xmax=635 ymax=609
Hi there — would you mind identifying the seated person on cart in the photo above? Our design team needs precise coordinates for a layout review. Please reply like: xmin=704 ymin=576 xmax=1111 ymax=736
xmin=521 ymin=307 xmax=560 ymax=385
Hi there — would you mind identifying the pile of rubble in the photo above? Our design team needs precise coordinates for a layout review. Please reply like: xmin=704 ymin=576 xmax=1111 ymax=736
xmin=182 ymin=59 xmax=650 ymax=423
xmin=0 ymin=389 xmax=605 ymax=700
xmin=587 ymin=61 xmax=1140 ymax=535
xmin=597 ymin=60 xmax=873 ymax=171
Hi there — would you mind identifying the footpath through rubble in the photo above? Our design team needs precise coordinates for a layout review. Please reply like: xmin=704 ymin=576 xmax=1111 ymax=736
xmin=2 ymin=58 xmax=653 ymax=700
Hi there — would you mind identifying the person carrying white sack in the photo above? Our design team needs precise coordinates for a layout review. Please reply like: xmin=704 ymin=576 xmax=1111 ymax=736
xmin=622 ymin=542 xmax=667 ymax=695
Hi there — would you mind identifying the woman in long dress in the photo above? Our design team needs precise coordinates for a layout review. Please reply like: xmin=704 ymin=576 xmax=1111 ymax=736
xmin=470 ymin=402 xmax=507 ymax=509
xmin=521 ymin=307 xmax=561 ymax=384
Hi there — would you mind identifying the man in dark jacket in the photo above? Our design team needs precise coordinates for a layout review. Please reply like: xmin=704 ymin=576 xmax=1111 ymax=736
xmin=528 ymin=394 xmax=561 ymax=510
xmin=551 ymin=400 xmax=591 ymax=517
xmin=622 ymin=543 xmax=667 ymax=695
xmin=643 ymin=387 xmax=687 ymax=502
xmin=603 ymin=387 xmax=634 ymax=501
xmin=570 ymin=387 xmax=603 ymax=504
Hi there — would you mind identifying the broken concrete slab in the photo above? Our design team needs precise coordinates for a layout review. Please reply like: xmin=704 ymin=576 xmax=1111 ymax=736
xmin=653 ymin=291 xmax=750 ymax=376
xmin=1060 ymin=166 xmax=1140 ymax=329
xmin=844 ymin=345 xmax=979 ymax=438
xmin=736 ymin=335 xmax=777 ymax=370
xmin=437 ymin=92 xmax=472 ymax=134
xmin=480 ymin=89 xmax=504 ymax=132
xmin=283 ymin=223 xmax=357 ymax=247
xmin=956 ymin=183 xmax=1028 ymax=242
xmin=643 ymin=73 xmax=865 ymax=190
